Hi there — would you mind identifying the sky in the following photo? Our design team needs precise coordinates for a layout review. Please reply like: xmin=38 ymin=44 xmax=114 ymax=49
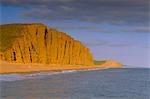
xmin=0 ymin=0 xmax=149 ymax=68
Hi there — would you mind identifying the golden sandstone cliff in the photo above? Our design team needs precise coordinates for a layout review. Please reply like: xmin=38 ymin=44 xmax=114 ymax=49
xmin=0 ymin=23 xmax=93 ymax=66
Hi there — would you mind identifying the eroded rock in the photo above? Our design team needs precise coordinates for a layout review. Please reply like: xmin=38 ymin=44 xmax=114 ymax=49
xmin=0 ymin=23 xmax=93 ymax=65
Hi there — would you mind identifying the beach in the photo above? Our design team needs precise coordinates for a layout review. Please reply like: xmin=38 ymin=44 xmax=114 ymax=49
xmin=0 ymin=61 xmax=103 ymax=74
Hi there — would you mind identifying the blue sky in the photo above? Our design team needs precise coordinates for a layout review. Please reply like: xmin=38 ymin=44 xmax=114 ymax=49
xmin=0 ymin=0 xmax=149 ymax=67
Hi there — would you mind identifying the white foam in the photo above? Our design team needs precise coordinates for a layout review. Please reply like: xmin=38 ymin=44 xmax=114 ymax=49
xmin=0 ymin=70 xmax=78 ymax=82
xmin=0 ymin=69 xmax=106 ymax=82
xmin=0 ymin=74 xmax=26 ymax=81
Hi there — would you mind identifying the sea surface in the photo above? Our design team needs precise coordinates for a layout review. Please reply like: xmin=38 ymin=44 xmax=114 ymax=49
xmin=0 ymin=68 xmax=150 ymax=99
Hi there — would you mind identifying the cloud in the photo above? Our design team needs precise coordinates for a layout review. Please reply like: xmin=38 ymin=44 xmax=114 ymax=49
xmin=121 ymin=27 xmax=149 ymax=33
xmin=54 ymin=25 xmax=113 ymax=33
xmin=1 ymin=0 xmax=149 ymax=26
xmin=84 ymin=40 xmax=133 ymax=48
xmin=84 ymin=40 xmax=109 ymax=47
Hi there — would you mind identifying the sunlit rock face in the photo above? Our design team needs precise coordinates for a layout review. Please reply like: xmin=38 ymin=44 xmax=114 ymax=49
xmin=0 ymin=23 xmax=93 ymax=65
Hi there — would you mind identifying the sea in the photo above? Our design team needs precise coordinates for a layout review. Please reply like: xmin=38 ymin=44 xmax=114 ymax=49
xmin=0 ymin=68 xmax=150 ymax=99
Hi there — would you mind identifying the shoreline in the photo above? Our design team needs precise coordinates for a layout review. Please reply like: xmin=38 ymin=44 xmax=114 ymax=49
xmin=0 ymin=68 xmax=107 ymax=75
xmin=0 ymin=68 xmax=107 ymax=82
xmin=0 ymin=67 xmax=106 ymax=75
xmin=0 ymin=61 xmax=105 ymax=74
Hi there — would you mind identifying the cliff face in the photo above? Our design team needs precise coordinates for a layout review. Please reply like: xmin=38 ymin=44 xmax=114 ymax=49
xmin=0 ymin=23 xmax=93 ymax=65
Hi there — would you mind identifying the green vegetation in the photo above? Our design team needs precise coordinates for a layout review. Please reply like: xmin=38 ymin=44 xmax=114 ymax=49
xmin=94 ymin=60 xmax=106 ymax=65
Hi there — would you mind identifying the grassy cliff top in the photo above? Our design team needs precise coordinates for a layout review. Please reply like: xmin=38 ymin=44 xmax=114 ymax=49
xmin=94 ymin=60 xmax=124 ymax=68
xmin=94 ymin=60 xmax=106 ymax=65
xmin=0 ymin=23 xmax=46 ymax=52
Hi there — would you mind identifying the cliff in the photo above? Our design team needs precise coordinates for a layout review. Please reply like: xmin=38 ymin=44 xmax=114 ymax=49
xmin=94 ymin=60 xmax=124 ymax=68
xmin=0 ymin=23 xmax=93 ymax=66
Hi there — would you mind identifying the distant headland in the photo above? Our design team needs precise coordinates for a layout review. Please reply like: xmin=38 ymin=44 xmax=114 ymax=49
xmin=0 ymin=23 xmax=124 ymax=74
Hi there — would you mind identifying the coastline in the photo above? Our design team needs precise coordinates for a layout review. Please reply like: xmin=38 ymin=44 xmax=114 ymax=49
xmin=0 ymin=61 xmax=105 ymax=74
xmin=1 ymin=68 xmax=149 ymax=98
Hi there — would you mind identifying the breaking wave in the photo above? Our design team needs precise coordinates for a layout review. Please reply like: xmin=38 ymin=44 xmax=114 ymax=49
xmin=0 ymin=68 xmax=105 ymax=82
